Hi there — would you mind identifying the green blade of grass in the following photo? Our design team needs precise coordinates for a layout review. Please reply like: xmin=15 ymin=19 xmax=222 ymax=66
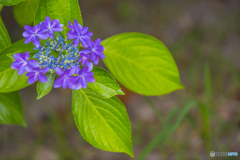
xmin=137 ymin=100 xmax=196 ymax=160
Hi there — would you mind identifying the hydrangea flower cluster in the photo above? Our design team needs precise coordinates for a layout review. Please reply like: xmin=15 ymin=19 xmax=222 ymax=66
xmin=11 ymin=16 xmax=105 ymax=90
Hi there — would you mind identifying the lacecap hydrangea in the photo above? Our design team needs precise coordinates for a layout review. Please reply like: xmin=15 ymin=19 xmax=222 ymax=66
xmin=11 ymin=17 xmax=105 ymax=90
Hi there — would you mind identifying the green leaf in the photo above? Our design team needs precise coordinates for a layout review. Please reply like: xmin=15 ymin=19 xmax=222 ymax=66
xmin=87 ymin=67 xmax=124 ymax=98
xmin=0 ymin=4 xmax=3 ymax=11
xmin=0 ymin=16 xmax=11 ymax=52
xmin=34 ymin=0 xmax=83 ymax=37
xmin=13 ymin=0 xmax=39 ymax=27
xmin=0 ymin=0 xmax=25 ymax=6
xmin=0 ymin=39 xmax=35 ymax=93
xmin=37 ymin=73 xmax=55 ymax=99
xmin=72 ymin=89 xmax=134 ymax=157
xmin=0 ymin=91 xmax=26 ymax=126
xmin=102 ymin=32 xmax=184 ymax=96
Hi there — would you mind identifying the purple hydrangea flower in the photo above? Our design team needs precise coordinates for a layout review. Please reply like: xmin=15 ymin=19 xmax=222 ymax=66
xmin=25 ymin=60 xmax=49 ymax=84
xmin=81 ymin=38 xmax=105 ymax=65
xmin=22 ymin=24 xmax=48 ymax=48
xmin=79 ymin=53 xmax=90 ymax=65
xmin=75 ymin=66 xmax=95 ymax=90
xmin=67 ymin=21 xmax=74 ymax=30
xmin=53 ymin=67 xmax=76 ymax=89
xmin=41 ymin=16 xmax=64 ymax=39
xmin=11 ymin=51 xmax=31 ymax=75
xmin=67 ymin=19 xmax=93 ymax=48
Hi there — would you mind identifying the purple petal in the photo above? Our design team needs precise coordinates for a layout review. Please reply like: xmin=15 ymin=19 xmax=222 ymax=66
xmin=11 ymin=61 xmax=22 ymax=69
xmin=67 ymin=80 xmax=76 ymax=89
xmin=82 ymin=77 xmax=87 ymax=88
xmin=27 ymin=60 xmax=39 ymax=68
xmin=72 ymin=66 xmax=80 ymax=74
xmin=40 ymin=67 xmax=49 ymax=73
xmin=25 ymin=66 xmax=34 ymax=72
xmin=90 ymin=52 xmax=96 ymax=61
xmin=94 ymin=38 xmax=101 ymax=48
xmin=24 ymin=36 xmax=33 ymax=44
xmin=79 ymin=49 xmax=91 ymax=55
xmin=51 ymin=19 xmax=59 ymax=27
xmin=66 ymin=67 xmax=75 ymax=76
xmin=32 ymin=36 xmax=41 ymax=48
xmin=28 ymin=75 xmax=38 ymax=84
xmin=80 ymin=39 xmax=88 ymax=48
xmin=13 ymin=54 xmax=24 ymax=62
xmin=73 ymin=38 xmax=80 ymax=47
xmin=38 ymin=73 xmax=48 ymax=83
xmin=18 ymin=65 xmax=25 ymax=75
xmin=84 ymin=31 xmax=93 ymax=37
xmin=45 ymin=16 xmax=51 ymax=25
xmin=82 ymin=66 xmax=88 ymax=73
xmin=26 ymin=72 xmax=35 ymax=77
xmin=24 ymin=25 xmax=33 ymax=33
xmin=62 ymin=80 xmax=67 ymax=89
xmin=67 ymin=31 xmax=77 ymax=39
xmin=55 ymin=67 xmax=64 ymax=76
xmin=37 ymin=33 xmax=48 ymax=40
xmin=53 ymin=26 xmax=63 ymax=32
xmin=85 ymin=76 xmax=95 ymax=83
xmin=24 ymin=51 xmax=30 ymax=60
xmin=82 ymin=26 xmax=89 ymax=34
xmin=93 ymin=56 xmax=99 ymax=65
xmin=22 ymin=31 xmax=31 ymax=38
xmin=85 ymin=71 xmax=94 ymax=76
xmin=96 ymin=51 xmax=105 ymax=59
xmin=86 ymin=62 xmax=93 ymax=72
xmin=75 ymin=77 xmax=83 ymax=90
xmin=54 ymin=77 xmax=63 ymax=88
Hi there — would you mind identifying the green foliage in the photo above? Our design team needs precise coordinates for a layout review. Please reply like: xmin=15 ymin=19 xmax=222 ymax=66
xmin=37 ymin=73 xmax=55 ymax=99
xmin=0 ymin=91 xmax=26 ymax=126
xmin=0 ymin=16 xmax=11 ymax=52
xmin=72 ymin=89 xmax=134 ymax=157
xmin=0 ymin=4 xmax=3 ymax=11
xmin=34 ymin=0 xmax=83 ymax=37
xmin=13 ymin=0 xmax=39 ymax=27
xmin=88 ymin=67 xmax=124 ymax=98
xmin=102 ymin=32 xmax=184 ymax=96
xmin=0 ymin=0 xmax=24 ymax=6
xmin=0 ymin=40 xmax=34 ymax=93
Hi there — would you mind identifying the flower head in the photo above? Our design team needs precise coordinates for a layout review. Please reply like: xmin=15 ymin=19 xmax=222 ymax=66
xmin=75 ymin=66 xmax=95 ymax=90
xmin=25 ymin=61 xmax=49 ymax=84
xmin=82 ymin=38 xmax=105 ymax=65
xmin=53 ymin=67 xmax=76 ymax=89
xmin=22 ymin=24 xmax=48 ymax=48
xmin=11 ymin=51 xmax=30 ymax=75
xmin=12 ymin=17 xmax=104 ymax=89
xmin=41 ymin=16 xmax=64 ymax=39
xmin=67 ymin=19 xmax=93 ymax=47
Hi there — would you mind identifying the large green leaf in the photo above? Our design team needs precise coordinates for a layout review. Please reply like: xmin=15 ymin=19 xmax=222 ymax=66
xmin=0 ymin=91 xmax=26 ymax=126
xmin=13 ymin=0 xmax=39 ymax=27
xmin=0 ymin=16 xmax=11 ymax=52
xmin=37 ymin=73 xmax=55 ymax=99
xmin=72 ymin=89 xmax=134 ymax=157
xmin=0 ymin=0 xmax=24 ymax=6
xmin=102 ymin=32 xmax=184 ymax=96
xmin=88 ymin=67 xmax=124 ymax=98
xmin=0 ymin=40 xmax=35 ymax=93
xmin=34 ymin=0 xmax=83 ymax=37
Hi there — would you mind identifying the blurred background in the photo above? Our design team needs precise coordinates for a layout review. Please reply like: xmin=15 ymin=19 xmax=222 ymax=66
xmin=0 ymin=0 xmax=240 ymax=159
